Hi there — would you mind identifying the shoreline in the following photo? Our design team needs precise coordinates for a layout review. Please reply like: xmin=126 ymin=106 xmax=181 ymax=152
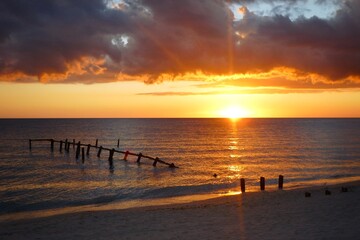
xmin=1 ymin=180 xmax=359 ymax=239
xmin=1 ymin=177 xmax=359 ymax=223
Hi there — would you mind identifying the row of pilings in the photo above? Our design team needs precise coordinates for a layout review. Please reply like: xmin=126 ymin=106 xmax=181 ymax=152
xmin=239 ymin=175 xmax=284 ymax=193
xmin=29 ymin=138 xmax=178 ymax=169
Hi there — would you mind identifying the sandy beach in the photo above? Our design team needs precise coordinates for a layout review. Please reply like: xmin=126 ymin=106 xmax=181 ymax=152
xmin=1 ymin=181 xmax=359 ymax=240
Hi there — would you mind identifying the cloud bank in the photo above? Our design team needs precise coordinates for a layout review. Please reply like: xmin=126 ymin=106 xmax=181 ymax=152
xmin=0 ymin=0 xmax=359 ymax=89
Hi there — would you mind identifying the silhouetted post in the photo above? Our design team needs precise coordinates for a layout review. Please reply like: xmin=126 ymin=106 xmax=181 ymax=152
xmin=136 ymin=153 xmax=143 ymax=163
xmin=108 ymin=148 xmax=115 ymax=169
xmin=50 ymin=139 xmax=54 ymax=152
xmin=66 ymin=142 xmax=70 ymax=152
xmin=123 ymin=151 xmax=129 ymax=160
xmin=60 ymin=141 xmax=63 ymax=152
xmin=260 ymin=177 xmax=265 ymax=191
xmin=97 ymin=146 xmax=102 ymax=157
xmin=72 ymin=139 xmax=75 ymax=149
xmin=117 ymin=139 xmax=120 ymax=148
xmin=76 ymin=141 xmax=81 ymax=159
xmin=65 ymin=139 xmax=68 ymax=152
xmin=29 ymin=140 xmax=32 ymax=150
xmin=95 ymin=139 xmax=98 ymax=147
xmin=82 ymin=147 xmax=85 ymax=163
xmin=278 ymin=175 xmax=284 ymax=190
xmin=153 ymin=157 xmax=159 ymax=167
xmin=86 ymin=144 xmax=91 ymax=155
xmin=240 ymin=178 xmax=246 ymax=193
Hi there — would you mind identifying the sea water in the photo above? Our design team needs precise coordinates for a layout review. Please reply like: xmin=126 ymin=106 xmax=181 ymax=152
xmin=0 ymin=118 xmax=359 ymax=215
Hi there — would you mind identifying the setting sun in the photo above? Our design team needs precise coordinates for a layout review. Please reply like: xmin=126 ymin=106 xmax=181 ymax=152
xmin=219 ymin=106 xmax=251 ymax=119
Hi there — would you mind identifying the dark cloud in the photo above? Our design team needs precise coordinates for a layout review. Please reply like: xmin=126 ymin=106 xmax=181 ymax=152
xmin=0 ymin=0 xmax=359 ymax=88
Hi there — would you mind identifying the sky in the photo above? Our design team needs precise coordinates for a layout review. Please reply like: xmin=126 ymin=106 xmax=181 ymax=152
xmin=0 ymin=0 xmax=359 ymax=118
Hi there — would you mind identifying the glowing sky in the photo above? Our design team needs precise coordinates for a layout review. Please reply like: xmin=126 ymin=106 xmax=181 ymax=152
xmin=0 ymin=0 xmax=359 ymax=118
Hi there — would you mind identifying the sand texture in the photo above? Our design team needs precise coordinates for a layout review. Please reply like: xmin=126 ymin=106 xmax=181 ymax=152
xmin=1 ymin=182 xmax=359 ymax=240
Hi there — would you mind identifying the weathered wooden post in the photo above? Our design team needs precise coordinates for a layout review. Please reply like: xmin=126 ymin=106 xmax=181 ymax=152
xmin=153 ymin=157 xmax=159 ymax=167
xmin=97 ymin=146 xmax=102 ymax=157
xmin=29 ymin=139 xmax=32 ymax=150
xmin=95 ymin=139 xmax=98 ymax=147
xmin=60 ymin=141 xmax=63 ymax=152
xmin=51 ymin=139 xmax=54 ymax=152
xmin=72 ymin=139 xmax=75 ymax=149
xmin=65 ymin=139 xmax=68 ymax=152
xmin=240 ymin=178 xmax=246 ymax=193
xmin=108 ymin=148 xmax=115 ymax=169
xmin=136 ymin=153 xmax=143 ymax=164
xmin=123 ymin=151 xmax=129 ymax=160
xmin=260 ymin=177 xmax=265 ymax=191
xmin=82 ymin=147 xmax=85 ymax=163
xmin=278 ymin=175 xmax=284 ymax=189
xmin=86 ymin=144 xmax=91 ymax=155
xmin=76 ymin=141 xmax=81 ymax=159
xmin=117 ymin=139 xmax=120 ymax=148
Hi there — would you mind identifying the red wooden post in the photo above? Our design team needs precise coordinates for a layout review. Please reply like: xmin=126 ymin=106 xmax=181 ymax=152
xmin=123 ymin=151 xmax=129 ymax=160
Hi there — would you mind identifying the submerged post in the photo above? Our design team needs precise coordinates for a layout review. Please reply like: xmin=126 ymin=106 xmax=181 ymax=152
xmin=50 ymin=139 xmax=54 ymax=152
xmin=97 ymin=146 xmax=102 ymax=157
xmin=95 ymin=139 xmax=98 ymax=147
xmin=260 ymin=177 xmax=265 ymax=191
xmin=153 ymin=157 xmax=159 ymax=167
xmin=278 ymin=175 xmax=284 ymax=190
xmin=86 ymin=144 xmax=91 ymax=155
xmin=240 ymin=178 xmax=246 ymax=193
xmin=29 ymin=139 xmax=32 ymax=150
xmin=108 ymin=148 xmax=115 ymax=169
xmin=60 ymin=141 xmax=63 ymax=152
xmin=73 ymin=139 xmax=75 ymax=149
xmin=82 ymin=147 xmax=85 ymax=163
xmin=117 ymin=139 xmax=120 ymax=148
xmin=123 ymin=151 xmax=129 ymax=160
xmin=76 ymin=141 xmax=81 ymax=159
xmin=65 ymin=139 xmax=68 ymax=152
xmin=136 ymin=153 xmax=143 ymax=164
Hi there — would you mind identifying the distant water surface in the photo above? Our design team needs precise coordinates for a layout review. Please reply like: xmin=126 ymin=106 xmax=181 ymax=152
xmin=0 ymin=118 xmax=359 ymax=215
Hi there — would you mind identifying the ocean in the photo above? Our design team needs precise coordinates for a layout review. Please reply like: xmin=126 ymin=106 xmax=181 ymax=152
xmin=0 ymin=118 xmax=360 ymax=215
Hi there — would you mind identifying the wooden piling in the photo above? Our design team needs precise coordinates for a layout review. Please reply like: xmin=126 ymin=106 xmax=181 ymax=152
xmin=260 ymin=177 xmax=265 ymax=191
xmin=136 ymin=153 xmax=143 ymax=163
xmin=95 ymin=139 xmax=98 ymax=147
xmin=123 ymin=151 xmax=129 ymax=160
xmin=60 ymin=141 xmax=63 ymax=152
xmin=72 ymin=139 xmax=75 ymax=149
xmin=240 ymin=178 xmax=246 ymax=193
xmin=117 ymin=139 xmax=120 ymax=148
xmin=82 ymin=147 xmax=85 ymax=163
xmin=97 ymin=146 xmax=102 ymax=157
xmin=65 ymin=139 xmax=68 ymax=152
xmin=153 ymin=157 xmax=159 ymax=167
xmin=29 ymin=140 xmax=32 ymax=150
xmin=76 ymin=141 xmax=81 ymax=159
xmin=86 ymin=144 xmax=91 ymax=155
xmin=278 ymin=175 xmax=284 ymax=189
xmin=50 ymin=139 xmax=54 ymax=152
xmin=108 ymin=148 xmax=115 ymax=169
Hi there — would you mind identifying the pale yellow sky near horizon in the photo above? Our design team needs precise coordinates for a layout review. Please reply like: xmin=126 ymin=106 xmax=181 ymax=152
xmin=1 ymin=81 xmax=359 ymax=118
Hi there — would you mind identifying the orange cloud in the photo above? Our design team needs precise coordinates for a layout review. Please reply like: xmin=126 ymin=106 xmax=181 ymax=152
xmin=0 ymin=0 xmax=360 ymax=91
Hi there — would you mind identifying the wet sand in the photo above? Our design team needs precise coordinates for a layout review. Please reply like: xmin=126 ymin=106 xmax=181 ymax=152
xmin=1 ymin=181 xmax=359 ymax=240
